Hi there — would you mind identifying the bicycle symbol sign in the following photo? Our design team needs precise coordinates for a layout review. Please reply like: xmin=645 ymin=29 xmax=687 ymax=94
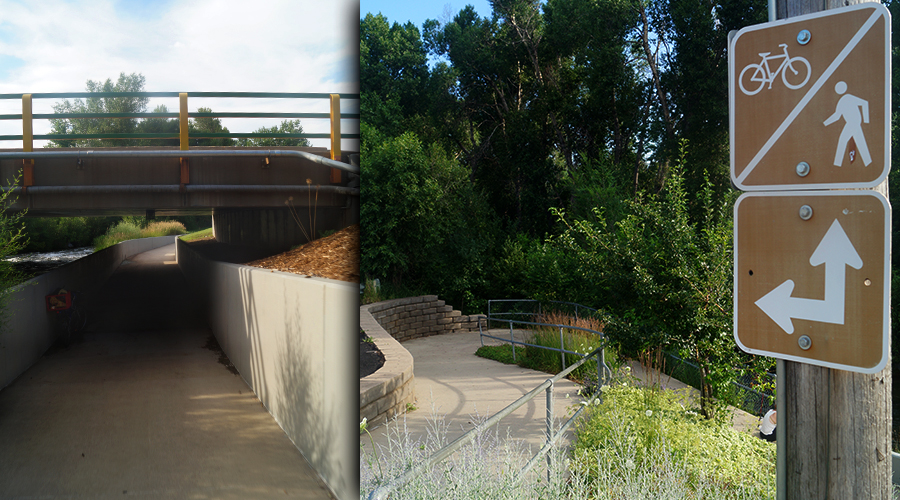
xmin=739 ymin=44 xmax=811 ymax=95
xmin=728 ymin=3 xmax=890 ymax=191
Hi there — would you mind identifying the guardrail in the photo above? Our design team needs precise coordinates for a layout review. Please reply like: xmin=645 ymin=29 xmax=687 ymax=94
xmin=365 ymin=344 xmax=609 ymax=500
xmin=486 ymin=299 xmax=601 ymax=328
xmin=0 ymin=91 xmax=359 ymax=159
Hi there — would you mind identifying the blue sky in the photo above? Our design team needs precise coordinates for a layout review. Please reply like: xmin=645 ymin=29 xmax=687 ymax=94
xmin=0 ymin=0 xmax=359 ymax=149
xmin=361 ymin=0 xmax=493 ymax=30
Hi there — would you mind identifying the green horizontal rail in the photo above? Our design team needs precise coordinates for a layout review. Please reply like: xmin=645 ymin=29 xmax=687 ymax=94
xmin=0 ymin=133 xmax=361 ymax=141
xmin=0 ymin=92 xmax=360 ymax=100
xmin=0 ymin=112 xmax=361 ymax=120
xmin=6 ymin=91 xmax=358 ymax=161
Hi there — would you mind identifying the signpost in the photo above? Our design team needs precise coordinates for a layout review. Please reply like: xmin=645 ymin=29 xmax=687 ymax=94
xmin=730 ymin=1 xmax=891 ymax=497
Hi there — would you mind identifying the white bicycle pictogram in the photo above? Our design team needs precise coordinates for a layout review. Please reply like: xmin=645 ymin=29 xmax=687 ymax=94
xmin=739 ymin=43 xmax=811 ymax=96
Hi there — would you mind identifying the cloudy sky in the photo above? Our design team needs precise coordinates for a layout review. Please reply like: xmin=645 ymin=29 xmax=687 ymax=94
xmin=0 ymin=0 xmax=359 ymax=150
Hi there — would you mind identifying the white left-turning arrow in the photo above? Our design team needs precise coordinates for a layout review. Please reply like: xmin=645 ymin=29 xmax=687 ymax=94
xmin=755 ymin=219 xmax=862 ymax=334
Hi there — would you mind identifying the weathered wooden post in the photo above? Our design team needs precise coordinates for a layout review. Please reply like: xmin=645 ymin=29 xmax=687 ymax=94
xmin=777 ymin=1 xmax=891 ymax=498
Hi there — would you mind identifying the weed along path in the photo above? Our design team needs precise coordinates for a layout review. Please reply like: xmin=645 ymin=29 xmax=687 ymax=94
xmin=0 ymin=243 xmax=332 ymax=499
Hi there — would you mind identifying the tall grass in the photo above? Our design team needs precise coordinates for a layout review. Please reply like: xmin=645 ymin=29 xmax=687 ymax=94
xmin=93 ymin=220 xmax=186 ymax=251
xmin=524 ymin=311 xmax=607 ymax=383
xmin=360 ymin=383 xmax=777 ymax=499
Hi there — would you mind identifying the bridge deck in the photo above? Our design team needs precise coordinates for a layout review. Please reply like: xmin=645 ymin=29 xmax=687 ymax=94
xmin=0 ymin=146 xmax=358 ymax=217
xmin=0 ymin=244 xmax=333 ymax=499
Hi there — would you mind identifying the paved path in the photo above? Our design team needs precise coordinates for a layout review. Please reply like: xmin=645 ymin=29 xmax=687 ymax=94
xmin=0 ymin=244 xmax=333 ymax=500
xmin=362 ymin=330 xmax=585 ymax=458
xmin=361 ymin=331 xmax=762 ymax=460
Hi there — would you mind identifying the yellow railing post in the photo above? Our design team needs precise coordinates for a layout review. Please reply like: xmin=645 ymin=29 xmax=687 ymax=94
xmin=179 ymin=93 xmax=189 ymax=151
xmin=329 ymin=93 xmax=341 ymax=182
xmin=179 ymin=93 xmax=189 ymax=192
xmin=22 ymin=94 xmax=33 ymax=190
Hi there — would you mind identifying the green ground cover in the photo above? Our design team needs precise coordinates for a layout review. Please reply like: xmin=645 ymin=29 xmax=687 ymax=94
xmin=93 ymin=220 xmax=188 ymax=251
xmin=179 ymin=227 xmax=213 ymax=242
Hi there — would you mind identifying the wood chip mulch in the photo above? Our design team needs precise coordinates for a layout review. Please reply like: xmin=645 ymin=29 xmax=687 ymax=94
xmin=245 ymin=224 xmax=359 ymax=283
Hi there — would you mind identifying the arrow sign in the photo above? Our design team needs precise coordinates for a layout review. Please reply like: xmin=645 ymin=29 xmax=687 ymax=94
xmin=754 ymin=219 xmax=862 ymax=334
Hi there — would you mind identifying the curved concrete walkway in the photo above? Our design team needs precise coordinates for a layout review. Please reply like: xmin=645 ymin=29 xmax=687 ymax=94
xmin=361 ymin=330 xmax=584 ymax=457
xmin=361 ymin=331 xmax=762 ymax=461
xmin=0 ymin=244 xmax=333 ymax=499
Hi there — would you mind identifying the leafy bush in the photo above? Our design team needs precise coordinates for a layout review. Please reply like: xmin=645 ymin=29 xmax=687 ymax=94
xmin=93 ymin=220 xmax=186 ymax=251
xmin=21 ymin=216 xmax=120 ymax=252
xmin=141 ymin=221 xmax=187 ymax=237
xmin=361 ymin=129 xmax=499 ymax=313
xmin=573 ymin=385 xmax=775 ymax=498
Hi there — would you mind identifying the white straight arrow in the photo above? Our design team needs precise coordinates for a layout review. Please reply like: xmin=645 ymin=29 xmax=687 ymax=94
xmin=754 ymin=219 xmax=863 ymax=334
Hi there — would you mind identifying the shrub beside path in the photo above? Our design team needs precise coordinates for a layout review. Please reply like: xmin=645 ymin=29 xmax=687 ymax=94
xmin=361 ymin=329 xmax=764 ymax=460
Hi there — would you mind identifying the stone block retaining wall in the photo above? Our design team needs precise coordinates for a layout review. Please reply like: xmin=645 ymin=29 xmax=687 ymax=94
xmin=366 ymin=295 xmax=483 ymax=343
xmin=359 ymin=296 xmax=482 ymax=430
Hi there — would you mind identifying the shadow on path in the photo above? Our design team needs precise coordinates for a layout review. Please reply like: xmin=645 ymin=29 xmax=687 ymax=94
xmin=0 ymin=244 xmax=333 ymax=500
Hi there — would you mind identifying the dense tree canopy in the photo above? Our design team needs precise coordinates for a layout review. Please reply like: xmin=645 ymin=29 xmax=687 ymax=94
xmin=361 ymin=0 xmax=900 ymax=417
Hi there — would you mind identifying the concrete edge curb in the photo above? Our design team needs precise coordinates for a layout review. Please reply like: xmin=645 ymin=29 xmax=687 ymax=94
xmin=360 ymin=303 xmax=416 ymax=430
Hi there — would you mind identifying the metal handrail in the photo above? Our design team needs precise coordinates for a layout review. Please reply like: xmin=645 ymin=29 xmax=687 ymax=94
xmin=0 ymin=92 xmax=360 ymax=155
xmin=366 ymin=345 xmax=609 ymax=500
xmin=0 ymin=149 xmax=358 ymax=174
xmin=487 ymin=299 xmax=601 ymax=325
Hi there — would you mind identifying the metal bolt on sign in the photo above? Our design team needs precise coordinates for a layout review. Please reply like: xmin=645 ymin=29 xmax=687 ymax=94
xmin=797 ymin=29 xmax=811 ymax=45
xmin=798 ymin=204 xmax=813 ymax=220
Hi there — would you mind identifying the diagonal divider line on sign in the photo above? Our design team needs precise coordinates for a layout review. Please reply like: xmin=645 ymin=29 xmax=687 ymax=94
xmin=736 ymin=8 xmax=882 ymax=185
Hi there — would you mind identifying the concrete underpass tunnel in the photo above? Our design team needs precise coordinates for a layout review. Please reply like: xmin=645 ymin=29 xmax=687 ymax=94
xmin=84 ymin=244 xmax=207 ymax=335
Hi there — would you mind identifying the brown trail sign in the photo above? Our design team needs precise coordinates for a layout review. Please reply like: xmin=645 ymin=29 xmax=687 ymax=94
xmin=729 ymin=3 xmax=890 ymax=191
xmin=734 ymin=191 xmax=889 ymax=373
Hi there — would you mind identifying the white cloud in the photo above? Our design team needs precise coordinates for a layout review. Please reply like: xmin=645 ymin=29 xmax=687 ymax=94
xmin=0 ymin=0 xmax=359 ymax=149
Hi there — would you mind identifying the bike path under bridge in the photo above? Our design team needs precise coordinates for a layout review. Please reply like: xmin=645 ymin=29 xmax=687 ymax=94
xmin=0 ymin=244 xmax=334 ymax=499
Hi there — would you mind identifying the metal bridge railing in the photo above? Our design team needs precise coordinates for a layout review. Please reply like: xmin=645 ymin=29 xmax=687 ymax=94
xmin=366 ymin=344 xmax=610 ymax=500
xmin=0 ymin=91 xmax=359 ymax=161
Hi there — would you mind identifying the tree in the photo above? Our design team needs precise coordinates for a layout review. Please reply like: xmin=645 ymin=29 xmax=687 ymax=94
xmin=547 ymin=146 xmax=747 ymax=418
xmin=235 ymin=119 xmax=310 ymax=147
xmin=189 ymin=107 xmax=234 ymax=147
xmin=48 ymin=73 xmax=149 ymax=148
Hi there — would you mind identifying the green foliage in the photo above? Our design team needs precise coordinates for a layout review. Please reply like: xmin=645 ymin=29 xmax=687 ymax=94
xmin=574 ymin=385 xmax=775 ymax=498
xmin=179 ymin=227 xmax=213 ymax=242
xmin=48 ymin=72 xmax=150 ymax=148
xmin=543 ymin=146 xmax=742 ymax=418
xmin=0 ymin=173 xmax=29 ymax=329
xmin=475 ymin=344 xmax=526 ymax=365
xmin=93 ymin=220 xmax=186 ymax=251
xmin=189 ymin=107 xmax=234 ymax=147
xmin=360 ymin=129 xmax=497 ymax=313
xmin=21 ymin=216 xmax=120 ymax=252
xmin=235 ymin=119 xmax=310 ymax=147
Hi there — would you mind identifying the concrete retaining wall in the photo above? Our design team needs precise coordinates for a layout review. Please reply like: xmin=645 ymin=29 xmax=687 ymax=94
xmin=176 ymin=238 xmax=357 ymax=500
xmin=359 ymin=296 xmax=481 ymax=430
xmin=365 ymin=295 xmax=483 ymax=343
xmin=0 ymin=236 xmax=177 ymax=391
xmin=359 ymin=304 xmax=415 ymax=430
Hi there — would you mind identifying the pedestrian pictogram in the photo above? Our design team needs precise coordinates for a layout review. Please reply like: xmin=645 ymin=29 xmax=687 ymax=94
xmin=822 ymin=81 xmax=870 ymax=167
xmin=733 ymin=191 xmax=890 ymax=374
xmin=729 ymin=3 xmax=890 ymax=191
